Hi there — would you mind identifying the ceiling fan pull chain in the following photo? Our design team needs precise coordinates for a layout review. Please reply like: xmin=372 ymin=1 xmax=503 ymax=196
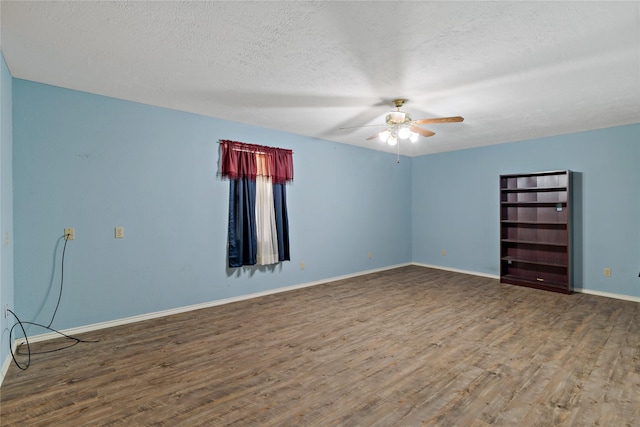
xmin=397 ymin=139 xmax=400 ymax=163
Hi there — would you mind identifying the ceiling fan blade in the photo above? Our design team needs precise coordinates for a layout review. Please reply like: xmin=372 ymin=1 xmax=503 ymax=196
xmin=366 ymin=133 xmax=381 ymax=140
xmin=410 ymin=126 xmax=435 ymax=137
xmin=414 ymin=116 xmax=464 ymax=125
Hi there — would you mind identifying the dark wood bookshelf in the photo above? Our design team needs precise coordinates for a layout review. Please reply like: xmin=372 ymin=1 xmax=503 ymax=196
xmin=500 ymin=170 xmax=572 ymax=294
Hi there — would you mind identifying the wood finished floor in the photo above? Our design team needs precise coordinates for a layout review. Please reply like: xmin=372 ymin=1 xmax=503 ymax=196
xmin=1 ymin=266 xmax=639 ymax=426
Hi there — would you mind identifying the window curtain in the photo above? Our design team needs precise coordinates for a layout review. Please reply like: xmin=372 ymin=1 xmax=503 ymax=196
xmin=220 ymin=140 xmax=293 ymax=268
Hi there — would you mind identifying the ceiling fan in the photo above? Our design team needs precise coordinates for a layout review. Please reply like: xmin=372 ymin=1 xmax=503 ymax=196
xmin=343 ymin=99 xmax=464 ymax=146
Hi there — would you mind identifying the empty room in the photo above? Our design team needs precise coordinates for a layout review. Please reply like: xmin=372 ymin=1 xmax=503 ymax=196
xmin=1 ymin=2 xmax=639 ymax=426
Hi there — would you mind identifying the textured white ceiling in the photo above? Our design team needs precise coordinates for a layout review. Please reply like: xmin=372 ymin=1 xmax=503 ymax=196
xmin=1 ymin=1 xmax=639 ymax=156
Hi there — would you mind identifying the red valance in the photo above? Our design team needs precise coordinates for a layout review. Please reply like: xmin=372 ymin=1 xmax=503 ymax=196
xmin=219 ymin=140 xmax=294 ymax=184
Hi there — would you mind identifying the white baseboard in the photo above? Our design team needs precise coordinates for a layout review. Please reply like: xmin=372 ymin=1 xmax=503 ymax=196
xmin=411 ymin=262 xmax=500 ymax=279
xmin=1 ymin=352 xmax=11 ymax=385
xmin=415 ymin=262 xmax=640 ymax=303
xmin=1 ymin=339 xmax=20 ymax=386
xmin=12 ymin=262 xmax=412 ymax=347
xmin=20 ymin=262 xmax=640 ymax=346
xmin=0 ymin=263 xmax=405 ymax=386
xmin=573 ymin=288 xmax=640 ymax=303
xmin=3 ymin=262 xmax=636 ymax=386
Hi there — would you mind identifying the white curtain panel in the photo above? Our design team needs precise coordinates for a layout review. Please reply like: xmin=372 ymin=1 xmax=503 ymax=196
xmin=256 ymin=154 xmax=279 ymax=265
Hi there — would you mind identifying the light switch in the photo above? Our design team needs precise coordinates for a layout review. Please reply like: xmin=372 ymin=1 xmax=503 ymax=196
xmin=115 ymin=227 xmax=124 ymax=239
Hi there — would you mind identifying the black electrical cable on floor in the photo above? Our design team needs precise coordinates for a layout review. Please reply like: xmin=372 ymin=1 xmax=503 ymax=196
xmin=6 ymin=309 xmax=30 ymax=370
xmin=6 ymin=233 xmax=98 ymax=370
xmin=7 ymin=309 xmax=96 ymax=369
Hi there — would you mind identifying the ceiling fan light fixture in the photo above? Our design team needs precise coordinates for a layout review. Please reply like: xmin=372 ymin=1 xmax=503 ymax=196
xmin=387 ymin=134 xmax=398 ymax=146
xmin=398 ymin=126 xmax=411 ymax=140
xmin=409 ymin=131 xmax=419 ymax=143
xmin=379 ymin=129 xmax=391 ymax=142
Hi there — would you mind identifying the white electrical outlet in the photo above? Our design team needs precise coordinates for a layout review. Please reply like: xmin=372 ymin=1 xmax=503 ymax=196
xmin=64 ymin=228 xmax=75 ymax=240
xmin=368 ymin=251 xmax=373 ymax=259
xmin=115 ymin=226 xmax=124 ymax=238
xmin=441 ymin=249 xmax=447 ymax=256
xmin=300 ymin=262 xmax=305 ymax=270
xmin=604 ymin=268 xmax=612 ymax=277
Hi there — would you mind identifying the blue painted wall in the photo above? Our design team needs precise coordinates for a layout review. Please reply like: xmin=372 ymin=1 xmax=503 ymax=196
xmin=6 ymin=74 xmax=640 ymax=376
xmin=1 ymin=53 xmax=14 ymax=371
xmin=412 ymin=125 xmax=640 ymax=297
xmin=12 ymin=79 xmax=412 ymax=332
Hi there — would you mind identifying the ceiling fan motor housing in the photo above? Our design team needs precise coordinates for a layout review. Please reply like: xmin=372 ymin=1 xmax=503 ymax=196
xmin=387 ymin=99 xmax=411 ymax=124
xmin=386 ymin=112 xmax=412 ymax=125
